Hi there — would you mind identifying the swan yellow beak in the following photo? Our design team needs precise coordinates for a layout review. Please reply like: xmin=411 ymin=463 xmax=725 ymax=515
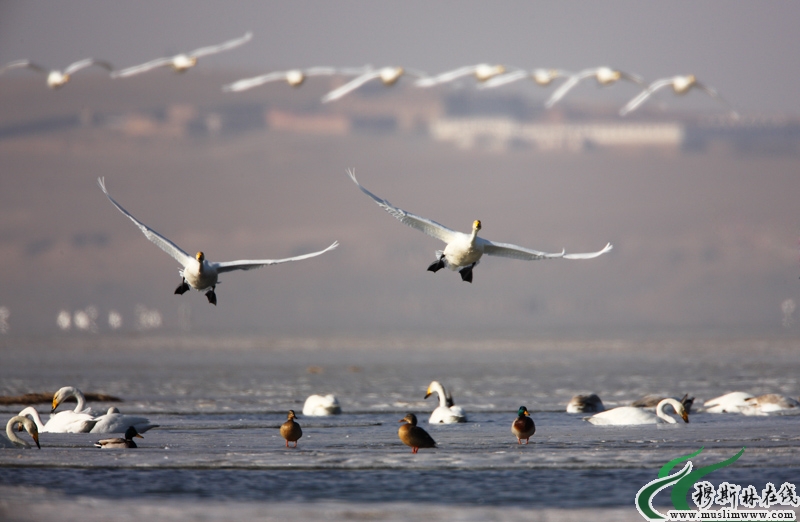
xmin=424 ymin=387 xmax=432 ymax=399
xmin=473 ymin=220 xmax=482 ymax=231
xmin=51 ymin=398 xmax=60 ymax=413
xmin=196 ymin=251 xmax=204 ymax=261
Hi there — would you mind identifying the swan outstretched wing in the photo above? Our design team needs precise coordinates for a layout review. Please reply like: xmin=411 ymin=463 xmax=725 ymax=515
xmin=347 ymin=169 xmax=458 ymax=244
xmin=415 ymin=65 xmax=476 ymax=87
xmin=64 ymin=58 xmax=114 ymax=75
xmin=97 ymin=177 xmax=194 ymax=267
xmin=0 ymin=60 xmax=48 ymax=75
xmin=619 ymin=78 xmax=676 ymax=115
xmin=478 ymin=69 xmax=528 ymax=89
xmin=544 ymin=69 xmax=596 ymax=108
xmin=112 ymin=57 xmax=174 ymax=78
xmin=214 ymin=241 xmax=338 ymax=273
xmin=483 ymin=240 xmax=612 ymax=261
xmin=321 ymin=70 xmax=382 ymax=103
xmin=189 ymin=32 xmax=253 ymax=58
xmin=223 ymin=71 xmax=288 ymax=92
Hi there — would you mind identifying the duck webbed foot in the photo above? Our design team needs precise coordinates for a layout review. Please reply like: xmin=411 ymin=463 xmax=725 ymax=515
xmin=459 ymin=264 xmax=474 ymax=283
xmin=174 ymin=280 xmax=190 ymax=295
xmin=427 ymin=255 xmax=446 ymax=273
xmin=205 ymin=288 xmax=217 ymax=305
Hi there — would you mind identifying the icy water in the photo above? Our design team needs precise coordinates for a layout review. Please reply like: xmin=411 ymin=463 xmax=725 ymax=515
xmin=1 ymin=335 xmax=799 ymax=521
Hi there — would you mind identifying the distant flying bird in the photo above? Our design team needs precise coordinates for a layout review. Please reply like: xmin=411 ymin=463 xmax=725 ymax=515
xmin=0 ymin=58 xmax=113 ymax=89
xmin=347 ymin=169 xmax=612 ymax=283
xmin=544 ymin=66 xmax=645 ymax=108
xmin=321 ymin=66 xmax=429 ymax=103
xmin=479 ymin=68 xmax=573 ymax=90
xmin=415 ymin=63 xmax=507 ymax=88
xmin=223 ymin=66 xmax=370 ymax=92
xmin=98 ymin=177 xmax=338 ymax=305
xmin=112 ymin=32 xmax=252 ymax=78
xmin=619 ymin=74 xmax=737 ymax=117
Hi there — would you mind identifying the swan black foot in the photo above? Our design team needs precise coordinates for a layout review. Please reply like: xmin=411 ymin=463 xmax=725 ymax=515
xmin=205 ymin=288 xmax=217 ymax=306
xmin=174 ymin=280 xmax=190 ymax=295
xmin=459 ymin=264 xmax=475 ymax=283
xmin=427 ymin=255 xmax=446 ymax=273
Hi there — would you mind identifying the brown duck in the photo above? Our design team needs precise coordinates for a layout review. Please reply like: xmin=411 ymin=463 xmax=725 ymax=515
xmin=512 ymin=406 xmax=535 ymax=444
xmin=280 ymin=410 xmax=302 ymax=448
xmin=398 ymin=413 xmax=436 ymax=453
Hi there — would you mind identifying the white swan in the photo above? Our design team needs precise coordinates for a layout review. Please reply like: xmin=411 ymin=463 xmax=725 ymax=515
xmin=566 ymin=393 xmax=605 ymax=413
xmin=619 ymin=74 xmax=737 ymax=117
xmin=98 ymin=177 xmax=338 ymax=305
xmin=632 ymin=393 xmax=694 ymax=414
xmin=424 ymin=381 xmax=466 ymax=424
xmin=2 ymin=416 xmax=40 ymax=449
xmin=90 ymin=406 xmax=158 ymax=434
xmin=741 ymin=394 xmax=800 ymax=416
xmin=112 ymin=32 xmax=252 ymax=78
xmin=18 ymin=406 xmax=95 ymax=434
xmin=302 ymin=394 xmax=342 ymax=416
xmin=0 ymin=58 xmax=113 ymax=89
xmin=703 ymin=391 xmax=753 ymax=413
xmin=587 ymin=398 xmax=689 ymax=425
xmin=51 ymin=386 xmax=102 ymax=416
xmin=415 ymin=63 xmax=507 ymax=87
xmin=479 ymin=68 xmax=573 ymax=89
xmin=223 ymin=66 xmax=369 ymax=92
xmin=347 ymin=169 xmax=612 ymax=283
xmin=544 ymin=66 xmax=645 ymax=109
xmin=321 ymin=66 xmax=429 ymax=103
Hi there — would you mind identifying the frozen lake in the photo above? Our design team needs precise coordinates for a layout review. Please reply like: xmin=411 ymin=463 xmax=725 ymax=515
xmin=1 ymin=335 xmax=799 ymax=521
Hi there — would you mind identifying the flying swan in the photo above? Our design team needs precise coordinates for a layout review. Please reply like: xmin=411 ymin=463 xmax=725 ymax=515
xmin=112 ymin=32 xmax=252 ymax=78
xmin=479 ymin=68 xmax=573 ymax=90
xmin=619 ymin=74 xmax=737 ymax=117
xmin=321 ymin=66 xmax=429 ymax=103
xmin=415 ymin=63 xmax=507 ymax=88
xmin=544 ymin=66 xmax=645 ymax=109
xmin=223 ymin=66 xmax=371 ymax=92
xmin=98 ymin=177 xmax=338 ymax=304
xmin=347 ymin=169 xmax=612 ymax=282
xmin=0 ymin=59 xmax=113 ymax=89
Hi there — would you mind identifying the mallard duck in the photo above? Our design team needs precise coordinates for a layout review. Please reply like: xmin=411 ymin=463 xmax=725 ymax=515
xmin=619 ymin=74 xmax=737 ymax=117
xmin=0 ymin=58 xmax=113 ymax=89
xmin=112 ymin=32 xmax=252 ymax=78
xmin=280 ymin=410 xmax=302 ymax=448
xmin=587 ymin=398 xmax=689 ymax=425
xmin=98 ymin=178 xmax=338 ymax=305
xmin=566 ymin=394 xmax=605 ymax=413
xmin=347 ymin=169 xmax=612 ymax=283
xmin=398 ymin=413 xmax=436 ymax=453
xmin=511 ymin=406 xmax=535 ymax=444
xmin=2 ymin=416 xmax=40 ymax=449
xmin=94 ymin=426 xmax=143 ymax=448
xmin=302 ymin=394 xmax=342 ymax=416
xmin=545 ymin=66 xmax=645 ymax=108
xmin=321 ymin=66 xmax=429 ymax=103
xmin=424 ymin=381 xmax=466 ymax=423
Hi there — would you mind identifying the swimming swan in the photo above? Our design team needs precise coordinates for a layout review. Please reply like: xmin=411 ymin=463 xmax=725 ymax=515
xmin=619 ymin=75 xmax=737 ymax=117
xmin=545 ymin=66 xmax=645 ymax=109
xmin=2 ymin=416 xmax=40 ymax=449
xmin=347 ymin=169 xmax=612 ymax=283
xmin=587 ymin=398 xmax=689 ymax=425
xmin=0 ymin=58 xmax=113 ymax=89
xmin=94 ymin=426 xmax=143 ymax=448
xmin=302 ymin=394 xmax=342 ymax=416
xmin=98 ymin=177 xmax=338 ymax=304
xmin=18 ymin=405 xmax=95 ymax=434
xmin=112 ymin=32 xmax=252 ymax=78
xmin=424 ymin=381 xmax=466 ymax=423
xmin=321 ymin=66 xmax=428 ymax=103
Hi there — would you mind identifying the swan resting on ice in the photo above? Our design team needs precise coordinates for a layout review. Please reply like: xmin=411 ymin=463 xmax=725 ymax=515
xmin=98 ymin=177 xmax=338 ymax=304
xmin=566 ymin=393 xmax=605 ymax=413
xmin=586 ymin=398 xmax=689 ymax=425
xmin=302 ymin=394 xmax=342 ymax=416
xmin=347 ymin=169 xmax=612 ymax=283
xmin=424 ymin=381 xmax=467 ymax=423
xmin=2 ymin=416 xmax=40 ymax=449
xmin=18 ymin=405 xmax=95 ymax=434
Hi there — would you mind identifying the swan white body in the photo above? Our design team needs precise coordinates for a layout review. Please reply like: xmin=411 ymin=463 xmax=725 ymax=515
xmin=18 ymin=406 xmax=96 ymax=434
xmin=223 ymin=66 xmax=370 ymax=92
xmin=415 ymin=64 xmax=506 ymax=87
xmin=424 ymin=381 xmax=466 ymax=424
xmin=0 ymin=58 xmax=113 ymax=89
xmin=347 ymin=169 xmax=612 ymax=282
xmin=112 ymin=32 xmax=252 ymax=78
xmin=321 ymin=66 xmax=428 ymax=102
xmin=480 ymin=68 xmax=573 ymax=89
xmin=566 ymin=393 xmax=605 ymax=413
xmin=741 ymin=394 xmax=800 ymax=416
xmin=587 ymin=398 xmax=689 ymax=426
xmin=90 ymin=407 xmax=158 ymax=434
xmin=302 ymin=394 xmax=342 ymax=416
xmin=2 ymin=416 xmax=40 ymax=449
xmin=619 ymin=75 xmax=737 ymax=116
xmin=703 ymin=392 xmax=754 ymax=414
xmin=544 ymin=67 xmax=645 ymax=108
xmin=98 ymin=177 xmax=338 ymax=304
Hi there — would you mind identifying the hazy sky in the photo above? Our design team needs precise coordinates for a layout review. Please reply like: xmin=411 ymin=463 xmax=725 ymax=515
xmin=1 ymin=1 xmax=798 ymax=114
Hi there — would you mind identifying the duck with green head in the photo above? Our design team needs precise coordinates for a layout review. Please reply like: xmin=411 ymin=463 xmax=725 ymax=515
xmin=512 ymin=406 xmax=535 ymax=444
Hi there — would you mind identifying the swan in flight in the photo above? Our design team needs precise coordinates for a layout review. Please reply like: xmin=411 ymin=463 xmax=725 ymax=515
xmin=619 ymin=75 xmax=737 ymax=117
xmin=223 ymin=66 xmax=370 ymax=92
xmin=566 ymin=393 xmax=605 ymax=413
xmin=424 ymin=381 xmax=466 ymax=423
xmin=98 ymin=177 xmax=338 ymax=305
xmin=90 ymin=406 xmax=158 ymax=434
xmin=544 ymin=67 xmax=645 ymax=108
xmin=415 ymin=63 xmax=507 ymax=88
xmin=302 ymin=394 xmax=342 ymax=416
xmin=511 ymin=406 xmax=536 ymax=444
xmin=18 ymin=406 xmax=95 ymax=434
xmin=321 ymin=66 xmax=429 ymax=103
xmin=94 ymin=426 xmax=143 ymax=449
xmin=586 ymin=398 xmax=689 ymax=425
xmin=347 ymin=169 xmax=612 ymax=283
xmin=2 ymin=416 xmax=40 ymax=449
xmin=280 ymin=410 xmax=302 ymax=448
xmin=703 ymin=391 xmax=753 ymax=413
xmin=479 ymin=68 xmax=573 ymax=90
xmin=398 ymin=413 xmax=436 ymax=453
xmin=0 ymin=58 xmax=113 ymax=89
xmin=112 ymin=32 xmax=252 ymax=78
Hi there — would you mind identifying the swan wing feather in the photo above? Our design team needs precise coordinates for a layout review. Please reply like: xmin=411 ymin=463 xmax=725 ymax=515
xmin=214 ymin=241 xmax=338 ymax=273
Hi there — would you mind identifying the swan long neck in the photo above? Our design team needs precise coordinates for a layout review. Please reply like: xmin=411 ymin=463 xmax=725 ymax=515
xmin=18 ymin=407 xmax=45 ymax=431
xmin=69 ymin=387 xmax=88 ymax=413
xmin=430 ymin=382 xmax=448 ymax=408
xmin=656 ymin=398 xmax=683 ymax=424
xmin=6 ymin=416 xmax=33 ymax=448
